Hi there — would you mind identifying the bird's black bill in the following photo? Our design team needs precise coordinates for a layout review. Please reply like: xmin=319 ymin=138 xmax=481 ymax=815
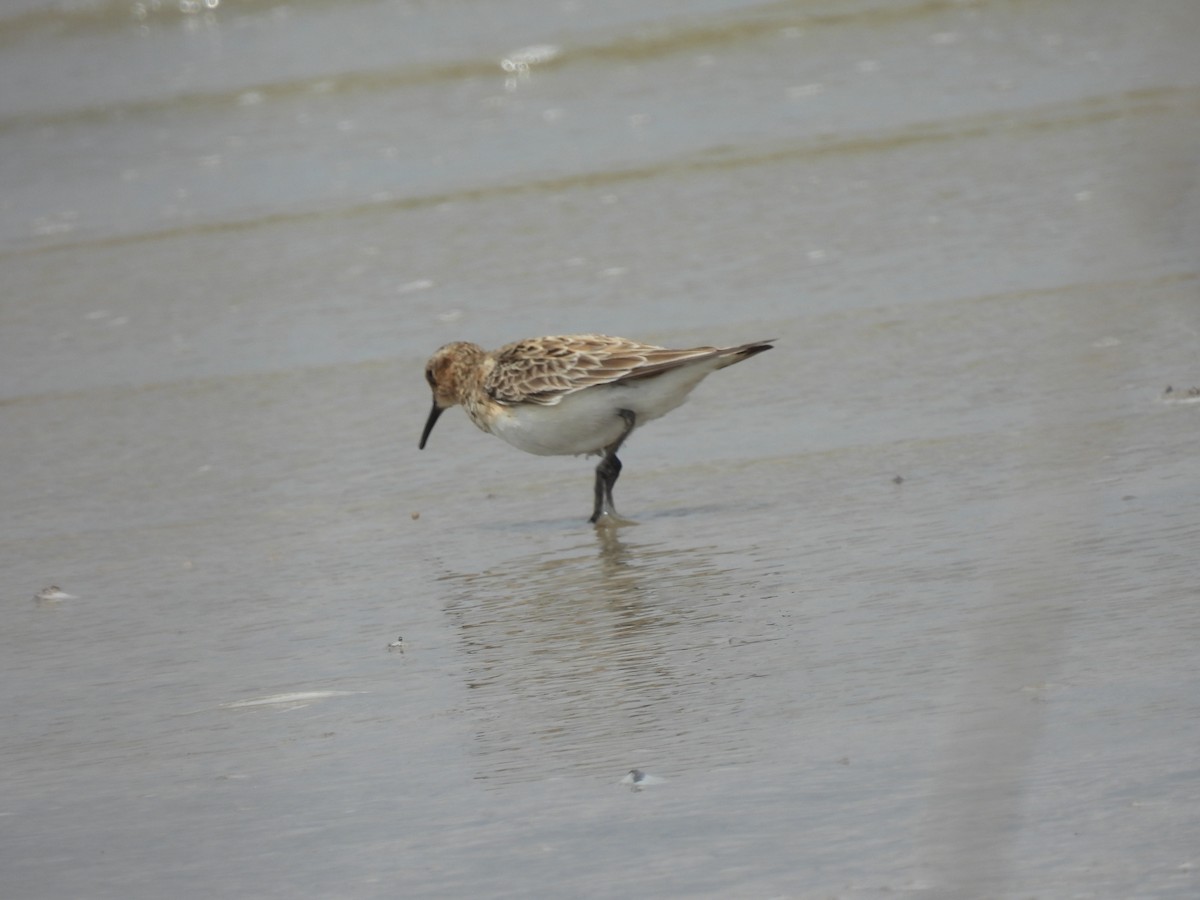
xmin=419 ymin=402 xmax=444 ymax=449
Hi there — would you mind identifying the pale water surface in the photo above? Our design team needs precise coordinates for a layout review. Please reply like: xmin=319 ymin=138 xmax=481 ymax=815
xmin=2 ymin=0 xmax=1198 ymax=897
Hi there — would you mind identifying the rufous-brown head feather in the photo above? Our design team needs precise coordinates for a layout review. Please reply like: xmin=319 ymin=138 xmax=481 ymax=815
xmin=419 ymin=341 xmax=486 ymax=449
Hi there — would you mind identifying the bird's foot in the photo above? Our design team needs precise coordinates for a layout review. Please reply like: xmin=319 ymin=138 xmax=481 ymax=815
xmin=590 ymin=509 xmax=638 ymax=528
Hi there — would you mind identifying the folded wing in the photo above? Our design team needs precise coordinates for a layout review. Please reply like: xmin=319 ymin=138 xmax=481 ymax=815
xmin=486 ymin=334 xmax=728 ymax=406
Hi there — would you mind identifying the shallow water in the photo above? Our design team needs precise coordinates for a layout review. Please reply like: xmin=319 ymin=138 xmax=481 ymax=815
xmin=2 ymin=0 xmax=1199 ymax=897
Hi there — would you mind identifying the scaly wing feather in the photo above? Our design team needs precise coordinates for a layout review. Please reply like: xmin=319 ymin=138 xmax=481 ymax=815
xmin=485 ymin=334 xmax=724 ymax=406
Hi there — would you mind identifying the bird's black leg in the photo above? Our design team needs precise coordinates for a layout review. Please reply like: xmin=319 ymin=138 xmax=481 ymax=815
xmin=591 ymin=453 xmax=621 ymax=523
xmin=590 ymin=409 xmax=636 ymax=524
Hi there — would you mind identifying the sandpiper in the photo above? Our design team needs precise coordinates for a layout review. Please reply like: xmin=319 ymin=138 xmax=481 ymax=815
xmin=419 ymin=334 xmax=774 ymax=523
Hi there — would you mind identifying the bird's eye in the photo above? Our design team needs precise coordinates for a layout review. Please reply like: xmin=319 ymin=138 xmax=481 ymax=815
xmin=425 ymin=368 xmax=436 ymax=387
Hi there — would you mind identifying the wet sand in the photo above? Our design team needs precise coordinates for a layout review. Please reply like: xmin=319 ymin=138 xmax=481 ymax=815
xmin=2 ymin=0 xmax=1199 ymax=896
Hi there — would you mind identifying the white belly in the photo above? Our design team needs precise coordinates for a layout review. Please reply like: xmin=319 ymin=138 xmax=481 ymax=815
xmin=488 ymin=363 xmax=717 ymax=457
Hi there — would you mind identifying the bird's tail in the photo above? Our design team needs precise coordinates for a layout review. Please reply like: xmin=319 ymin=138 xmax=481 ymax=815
xmin=716 ymin=339 xmax=775 ymax=368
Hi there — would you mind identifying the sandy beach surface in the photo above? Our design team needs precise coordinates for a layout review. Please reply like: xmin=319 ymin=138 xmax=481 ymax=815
xmin=2 ymin=1 xmax=1198 ymax=896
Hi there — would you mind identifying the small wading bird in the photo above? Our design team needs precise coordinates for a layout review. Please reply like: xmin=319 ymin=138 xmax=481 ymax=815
xmin=419 ymin=334 xmax=774 ymax=523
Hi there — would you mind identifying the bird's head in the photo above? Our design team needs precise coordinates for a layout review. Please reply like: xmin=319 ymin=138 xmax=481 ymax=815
xmin=419 ymin=341 xmax=484 ymax=449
